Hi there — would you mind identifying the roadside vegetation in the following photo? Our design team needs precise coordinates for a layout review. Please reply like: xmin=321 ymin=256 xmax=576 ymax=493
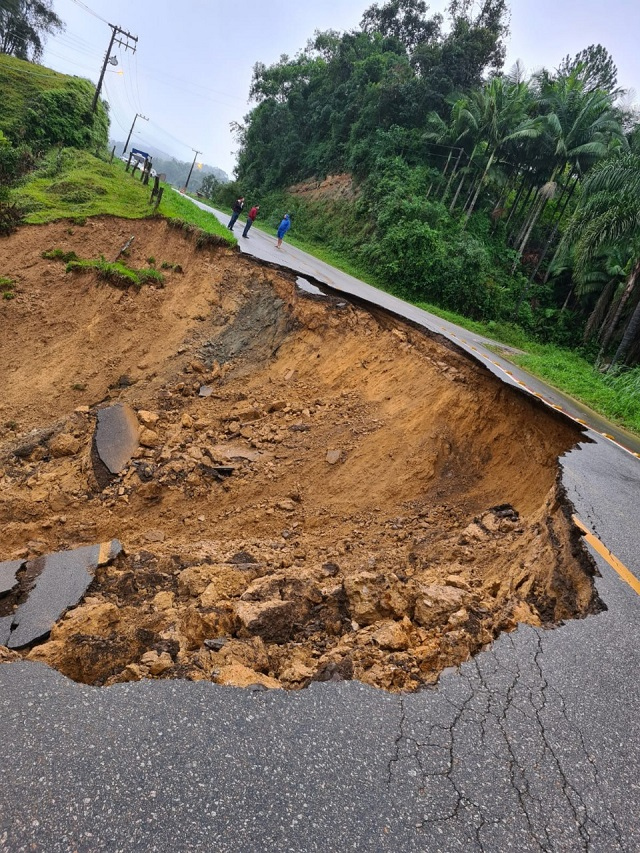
xmin=197 ymin=0 xmax=640 ymax=434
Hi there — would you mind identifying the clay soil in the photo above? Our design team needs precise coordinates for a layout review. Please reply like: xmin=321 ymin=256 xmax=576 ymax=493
xmin=0 ymin=217 xmax=602 ymax=692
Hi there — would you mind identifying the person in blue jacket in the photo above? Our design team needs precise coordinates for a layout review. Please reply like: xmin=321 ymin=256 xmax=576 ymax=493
xmin=276 ymin=213 xmax=291 ymax=248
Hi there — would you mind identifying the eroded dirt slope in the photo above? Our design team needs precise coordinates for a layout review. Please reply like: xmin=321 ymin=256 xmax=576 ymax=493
xmin=0 ymin=218 xmax=601 ymax=691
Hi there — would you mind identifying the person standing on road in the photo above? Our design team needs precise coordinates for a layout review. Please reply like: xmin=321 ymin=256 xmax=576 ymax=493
xmin=227 ymin=197 xmax=245 ymax=231
xmin=242 ymin=204 xmax=260 ymax=238
xmin=276 ymin=213 xmax=291 ymax=248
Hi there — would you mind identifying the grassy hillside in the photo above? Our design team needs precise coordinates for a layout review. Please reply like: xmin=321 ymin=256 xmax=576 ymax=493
xmin=0 ymin=54 xmax=74 ymax=139
xmin=10 ymin=146 xmax=234 ymax=242
xmin=0 ymin=54 xmax=108 ymax=152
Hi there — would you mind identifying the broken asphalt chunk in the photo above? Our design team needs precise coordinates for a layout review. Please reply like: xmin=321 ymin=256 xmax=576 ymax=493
xmin=6 ymin=540 xmax=123 ymax=649
xmin=0 ymin=615 xmax=14 ymax=646
xmin=94 ymin=403 xmax=140 ymax=475
xmin=0 ymin=560 xmax=22 ymax=596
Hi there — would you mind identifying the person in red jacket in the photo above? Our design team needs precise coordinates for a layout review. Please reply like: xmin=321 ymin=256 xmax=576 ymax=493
xmin=242 ymin=204 xmax=260 ymax=238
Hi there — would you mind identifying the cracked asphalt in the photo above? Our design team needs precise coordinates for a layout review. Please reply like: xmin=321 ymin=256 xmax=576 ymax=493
xmin=1 ymin=207 xmax=639 ymax=852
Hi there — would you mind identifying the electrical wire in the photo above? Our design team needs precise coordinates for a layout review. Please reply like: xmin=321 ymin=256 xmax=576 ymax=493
xmin=68 ymin=0 xmax=109 ymax=26
xmin=133 ymin=51 xmax=144 ymax=115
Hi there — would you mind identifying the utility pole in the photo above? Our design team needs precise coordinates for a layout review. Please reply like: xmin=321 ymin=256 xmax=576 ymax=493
xmin=92 ymin=23 xmax=138 ymax=113
xmin=123 ymin=113 xmax=149 ymax=156
xmin=184 ymin=149 xmax=201 ymax=191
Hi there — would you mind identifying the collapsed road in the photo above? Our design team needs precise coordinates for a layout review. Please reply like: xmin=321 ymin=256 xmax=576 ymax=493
xmin=1 ymin=214 xmax=639 ymax=851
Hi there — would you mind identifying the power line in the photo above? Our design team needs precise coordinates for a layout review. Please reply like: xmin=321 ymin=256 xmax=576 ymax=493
xmin=68 ymin=0 xmax=109 ymax=25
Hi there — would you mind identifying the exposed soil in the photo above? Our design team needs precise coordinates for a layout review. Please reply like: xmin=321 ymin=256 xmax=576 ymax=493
xmin=0 ymin=217 xmax=602 ymax=691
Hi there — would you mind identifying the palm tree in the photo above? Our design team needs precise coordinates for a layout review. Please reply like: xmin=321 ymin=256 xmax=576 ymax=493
xmin=566 ymin=153 xmax=640 ymax=368
xmin=461 ymin=77 xmax=540 ymax=225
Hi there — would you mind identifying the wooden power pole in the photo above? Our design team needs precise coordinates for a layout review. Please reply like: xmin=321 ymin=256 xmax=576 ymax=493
xmin=184 ymin=149 xmax=202 ymax=191
xmin=123 ymin=113 xmax=149 ymax=156
xmin=92 ymin=23 xmax=138 ymax=113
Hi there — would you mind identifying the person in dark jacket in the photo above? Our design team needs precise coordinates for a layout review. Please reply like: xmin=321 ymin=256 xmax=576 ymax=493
xmin=227 ymin=197 xmax=244 ymax=230
xmin=276 ymin=213 xmax=291 ymax=248
xmin=242 ymin=204 xmax=260 ymax=238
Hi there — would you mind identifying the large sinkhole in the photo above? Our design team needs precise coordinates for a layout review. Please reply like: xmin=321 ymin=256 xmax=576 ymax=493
xmin=0 ymin=219 xmax=602 ymax=691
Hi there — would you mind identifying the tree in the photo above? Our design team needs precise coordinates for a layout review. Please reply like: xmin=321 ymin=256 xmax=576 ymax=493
xmin=360 ymin=0 xmax=442 ymax=54
xmin=566 ymin=154 xmax=640 ymax=367
xmin=0 ymin=0 xmax=63 ymax=61
xmin=557 ymin=45 xmax=619 ymax=95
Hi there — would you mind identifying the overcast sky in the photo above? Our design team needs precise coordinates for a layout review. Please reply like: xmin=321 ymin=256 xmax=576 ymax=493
xmin=40 ymin=0 xmax=638 ymax=178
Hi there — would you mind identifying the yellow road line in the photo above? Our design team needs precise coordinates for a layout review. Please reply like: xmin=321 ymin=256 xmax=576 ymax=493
xmin=573 ymin=516 xmax=640 ymax=596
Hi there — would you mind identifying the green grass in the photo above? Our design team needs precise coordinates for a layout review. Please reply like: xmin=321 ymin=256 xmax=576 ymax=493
xmin=11 ymin=148 xmax=234 ymax=246
xmin=411 ymin=302 xmax=640 ymax=434
xmin=42 ymin=248 xmax=79 ymax=262
xmin=0 ymin=54 xmax=70 ymax=137
xmin=66 ymin=256 xmax=165 ymax=289
xmin=0 ymin=276 xmax=15 ymax=300
xmin=512 ymin=350 xmax=640 ymax=434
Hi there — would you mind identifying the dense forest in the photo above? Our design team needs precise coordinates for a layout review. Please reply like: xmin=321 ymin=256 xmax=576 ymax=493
xmin=207 ymin=0 xmax=640 ymax=370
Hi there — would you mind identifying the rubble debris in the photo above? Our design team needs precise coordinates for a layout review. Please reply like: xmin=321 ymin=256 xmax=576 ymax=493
xmin=0 ymin=216 xmax=600 ymax=691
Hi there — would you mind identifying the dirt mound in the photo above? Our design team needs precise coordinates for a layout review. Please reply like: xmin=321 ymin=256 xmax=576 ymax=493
xmin=0 ymin=218 xmax=602 ymax=691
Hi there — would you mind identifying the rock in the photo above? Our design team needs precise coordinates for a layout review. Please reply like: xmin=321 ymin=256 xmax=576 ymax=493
xmin=137 ymin=410 xmax=159 ymax=426
xmin=312 ymin=655 xmax=354 ymax=682
xmin=276 ymin=499 xmax=296 ymax=512
xmin=199 ymin=569 xmax=248 ymax=606
xmin=414 ymin=584 xmax=468 ymax=629
xmin=204 ymin=637 xmax=227 ymax=651
xmin=326 ymin=449 xmax=341 ymax=465
xmin=279 ymin=660 xmax=315 ymax=682
xmin=152 ymin=591 xmax=175 ymax=611
xmin=139 ymin=428 xmax=160 ymax=448
xmin=215 ymin=663 xmax=281 ymax=690
xmin=234 ymin=599 xmax=296 ymax=643
xmin=144 ymin=529 xmax=165 ymax=543
xmin=141 ymin=650 xmax=173 ymax=676
xmin=343 ymin=572 xmax=390 ymax=626
xmin=48 ymin=433 xmax=81 ymax=458
xmin=137 ymin=482 xmax=163 ymax=502
xmin=199 ymin=385 xmax=213 ymax=398
xmin=0 ymin=645 xmax=21 ymax=662
xmin=447 ymin=607 xmax=469 ymax=629
xmin=231 ymin=407 xmax=262 ymax=423
xmin=240 ymin=575 xmax=282 ymax=601
xmin=94 ymin=403 xmax=139 ymax=474
xmin=209 ymin=444 xmax=260 ymax=463
xmin=181 ymin=414 xmax=194 ymax=428
xmin=118 ymin=663 xmax=147 ymax=682
xmin=460 ymin=522 xmax=487 ymax=542
xmin=267 ymin=400 xmax=287 ymax=412
xmin=372 ymin=620 xmax=410 ymax=651
xmin=6 ymin=540 xmax=122 ymax=649
xmin=179 ymin=564 xmax=248 ymax=599
xmin=445 ymin=575 xmax=471 ymax=591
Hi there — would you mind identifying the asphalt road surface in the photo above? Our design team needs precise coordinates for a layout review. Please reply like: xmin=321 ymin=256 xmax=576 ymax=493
xmin=1 ymin=201 xmax=639 ymax=852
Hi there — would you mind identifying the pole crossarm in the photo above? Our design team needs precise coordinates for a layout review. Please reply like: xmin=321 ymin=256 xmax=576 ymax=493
xmin=92 ymin=23 xmax=139 ymax=113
